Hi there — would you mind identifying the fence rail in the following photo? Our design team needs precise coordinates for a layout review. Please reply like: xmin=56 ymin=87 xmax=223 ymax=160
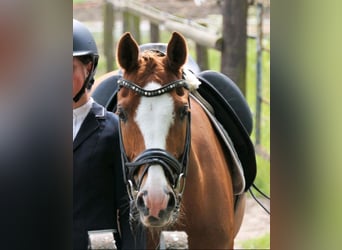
xmin=108 ymin=0 xmax=222 ymax=50
xmin=100 ymin=0 xmax=270 ymax=159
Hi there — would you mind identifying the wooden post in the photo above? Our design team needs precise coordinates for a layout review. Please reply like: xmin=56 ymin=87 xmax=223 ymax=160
xmin=122 ymin=10 xmax=130 ymax=32
xmin=221 ymin=0 xmax=248 ymax=95
xmin=88 ymin=229 xmax=117 ymax=249
xmin=122 ymin=10 xmax=141 ymax=44
xmin=103 ymin=1 xmax=114 ymax=71
xmin=131 ymin=14 xmax=141 ymax=44
xmin=255 ymin=2 xmax=263 ymax=145
xmin=150 ymin=22 xmax=159 ymax=43
xmin=160 ymin=231 xmax=188 ymax=249
xmin=195 ymin=43 xmax=208 ymax=71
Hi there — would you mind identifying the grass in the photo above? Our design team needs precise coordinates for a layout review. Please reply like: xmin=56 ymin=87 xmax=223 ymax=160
xmin=246 ymin=39 xmax=270 ymax=196
xmin=90 ymin=27 xmax=270 ymax=197
xmin=240 ymin=233 xmax=270 ymax=249
xmin=73 ymin=0 xmax=87 ymax=4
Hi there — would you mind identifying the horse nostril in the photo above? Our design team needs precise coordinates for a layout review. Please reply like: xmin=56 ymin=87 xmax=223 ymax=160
xmin=136 ymin=191 xmax=147 ymax=209
xmin=136 ymin=192 xmax=150 ymax=216
xmin=167 ymin=192 xmax=176 ymax=209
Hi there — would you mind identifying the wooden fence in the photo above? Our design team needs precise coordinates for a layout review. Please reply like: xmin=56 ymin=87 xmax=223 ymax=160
xmin=101 ymin=0 xmax=269 ymax=159
xmin=103 ymin=0 xmax=222 ymax=72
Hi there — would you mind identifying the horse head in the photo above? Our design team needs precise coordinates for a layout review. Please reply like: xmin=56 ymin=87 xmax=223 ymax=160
xmin=116 ymin=32 xmax=192 ymax=228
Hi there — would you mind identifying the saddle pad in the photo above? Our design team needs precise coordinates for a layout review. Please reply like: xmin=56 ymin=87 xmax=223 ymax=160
xmin=191 ymin=92 xmax=246 ymax=195
xmin=92 ymin=74 xmax=120 ymax=112
xmin=196 ymin=71 xmax=257 ymax=191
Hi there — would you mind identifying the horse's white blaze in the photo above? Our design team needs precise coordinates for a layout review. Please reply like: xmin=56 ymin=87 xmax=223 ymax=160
xmin=135 ymin=82 xmax=174 ymax=195
xmin=135 ymin=82 xmax=175 ymax=149
xmin=143 ymin=165 xmax=169 ymax=218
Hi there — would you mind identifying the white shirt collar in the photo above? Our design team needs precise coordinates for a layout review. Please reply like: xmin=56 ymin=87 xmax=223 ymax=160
xmin=73 ymin=97 xmax=94 ymax=141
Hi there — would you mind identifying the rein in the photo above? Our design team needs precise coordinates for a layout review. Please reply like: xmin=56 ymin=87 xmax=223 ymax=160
xmin=117 ymin=77 xmax=191 ymax=204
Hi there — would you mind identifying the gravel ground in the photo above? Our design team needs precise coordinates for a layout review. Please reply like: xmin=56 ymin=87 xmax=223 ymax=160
xmin=235 ymin=197 xmax=270 ymax=248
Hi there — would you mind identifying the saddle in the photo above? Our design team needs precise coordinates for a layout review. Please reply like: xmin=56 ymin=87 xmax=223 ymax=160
xmin=194 ymin=70 xmax=257 ymax=193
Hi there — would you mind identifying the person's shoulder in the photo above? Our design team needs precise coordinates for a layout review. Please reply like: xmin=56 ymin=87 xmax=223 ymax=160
xmin=105 ymin=110 xmax=119 ymax=123
xmin=92 ymin=101 xmax=118 ymax=122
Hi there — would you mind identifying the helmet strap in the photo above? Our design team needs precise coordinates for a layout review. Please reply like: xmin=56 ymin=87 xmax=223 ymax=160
xmin=73 ymin=74 xmax=91 ymax=103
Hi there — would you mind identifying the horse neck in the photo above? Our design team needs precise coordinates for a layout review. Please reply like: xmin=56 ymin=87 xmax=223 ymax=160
xmin=186 ymin=98 xmax=234 ymax=200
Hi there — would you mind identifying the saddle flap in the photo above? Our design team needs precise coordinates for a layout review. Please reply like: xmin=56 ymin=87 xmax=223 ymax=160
xmin=196 ymin=71 xmax=257 ymax=191
xmin=92 ymin=74 xmax=120 ymax=112
xmin=192 ymin=92 xmax=246 ymax=195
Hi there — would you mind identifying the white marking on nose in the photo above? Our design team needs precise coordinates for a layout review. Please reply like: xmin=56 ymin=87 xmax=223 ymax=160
xmin=135 ymin=82 xmax=175 ymax=149
xmin=135 ymin=82 xmax=174 ymax=195
xmin=145 ymin=165 xmax=168 ymax=194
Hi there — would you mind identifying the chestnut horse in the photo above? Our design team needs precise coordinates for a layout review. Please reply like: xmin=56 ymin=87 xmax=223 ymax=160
xmin=112 ymin=32 xmax=246 ymax=249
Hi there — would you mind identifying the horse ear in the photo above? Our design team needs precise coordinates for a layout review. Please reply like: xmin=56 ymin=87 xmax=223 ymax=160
xmin=166 ymin=32 xmax=188 ymax=71
xmin=116 ymin=32 xmax=139 ymax=72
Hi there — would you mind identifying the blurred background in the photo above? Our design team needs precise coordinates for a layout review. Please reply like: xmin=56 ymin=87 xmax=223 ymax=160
xmin=2 ymin=1 xmax=341 ymax=249
xmin=74 ymin=0 xmax=270 ymax=248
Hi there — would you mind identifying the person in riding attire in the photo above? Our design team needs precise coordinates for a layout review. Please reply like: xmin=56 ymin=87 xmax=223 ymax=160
xmin=73 ymin=19 xmax=146 ymax=250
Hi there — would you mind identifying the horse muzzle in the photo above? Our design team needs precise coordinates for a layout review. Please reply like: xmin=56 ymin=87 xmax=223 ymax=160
xmin=135 ymin=182 xmax=177 ymax=227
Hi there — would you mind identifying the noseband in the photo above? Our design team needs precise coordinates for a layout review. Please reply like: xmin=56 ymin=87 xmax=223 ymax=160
xmin=117 ymin=78 xmax=191 ymax=206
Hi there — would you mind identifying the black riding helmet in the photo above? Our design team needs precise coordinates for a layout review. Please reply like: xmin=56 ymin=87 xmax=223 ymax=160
xmin=73 ymin=19 xmax=99 ymax=102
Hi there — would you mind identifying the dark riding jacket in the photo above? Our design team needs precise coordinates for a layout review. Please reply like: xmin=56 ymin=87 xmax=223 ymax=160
xmin=73 ymin=101 xmax=145 ymax=250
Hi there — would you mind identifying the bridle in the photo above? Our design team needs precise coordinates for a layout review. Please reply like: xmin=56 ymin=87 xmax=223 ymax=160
xmin=117 ymin=77 xmax=192 ymax=216
xmin=117 ymin=78 xmax=191 ymax=199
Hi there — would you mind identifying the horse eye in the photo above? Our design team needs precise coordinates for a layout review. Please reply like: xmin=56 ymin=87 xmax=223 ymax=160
xmin=116 ymin=106 xmax=128 ymax=122
xmin=176 ymin=87 xmax=184 ymax=96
